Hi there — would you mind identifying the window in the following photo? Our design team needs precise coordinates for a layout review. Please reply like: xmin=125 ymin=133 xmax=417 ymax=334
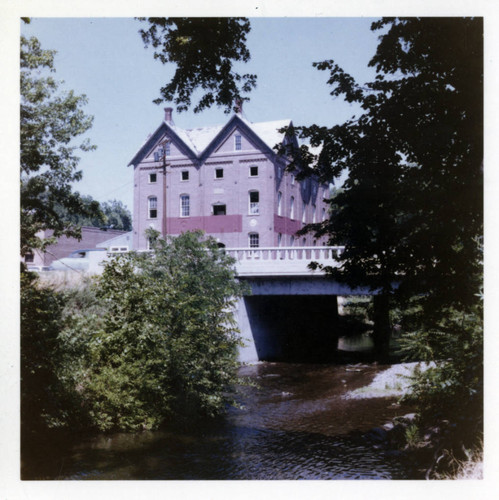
xmin=181 ymin=170 xmax=189 ymax=181
xmin=312 ymin=204 xmax=317 ymax=223
xmin=277 ymin=233 xmax=282 ymax=247
xmin=235 ymin=134 xmax=242 ymax=150
xmin=277 ymin=191 xmax=282 ymax=216
xmin=290 ymin=196 xmax=295 ymax=219
xmin=249 ymin=165 xmax=258 ymax=177
xmin=249 ymin=233 xmax=259 ymax=248
xmin=290 ymin=235 xmax=295 ymax=247
xmin=215 ymin=168 xmax=224 ymax=179
xmin=302 ymin=202 xmax=306 ymax=223
xmin=110 ymin=246 xmax=129 ymax=253
xmin=148 ymin=196 xmax=158 ymax=219
xmin=25 ymin=252 xmax=34 ymax=263
xmin=213 ymin=204 xmax=226 ymax=216
xmin=291 ymin=174 xmax=295 ymax=185
xmin=153 ymin=142 xmax=170 ymax=161
xmin=302 ymin=238 xmax=307 ymax=246
xmin=322 ymin=207 xmax=326 ymax=221
xmin=249 ymin=191 xmax=260 ymax=215
xmin=180 ymin=194 xmax=190 ymax=217
xmin=149 ymin=173 xmax=157 ymax=183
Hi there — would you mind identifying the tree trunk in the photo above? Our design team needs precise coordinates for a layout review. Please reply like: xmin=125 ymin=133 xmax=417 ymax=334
xmin=372 ymin=294 xmax=391 ymax=362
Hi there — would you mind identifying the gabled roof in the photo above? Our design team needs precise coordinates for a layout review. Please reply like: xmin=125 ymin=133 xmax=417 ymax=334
xmin=127 ymin=114 xmax=293 ymax=167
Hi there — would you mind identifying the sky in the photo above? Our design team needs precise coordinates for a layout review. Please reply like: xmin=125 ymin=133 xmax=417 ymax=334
xmin=20 ymin=17 xmax=381 ymax=211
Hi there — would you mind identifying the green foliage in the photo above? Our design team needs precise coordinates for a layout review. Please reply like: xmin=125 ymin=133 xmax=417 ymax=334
xmin=400 ymin=301 xmax=483 ymax=435
xmin=54 ymin=196 xmax=132 ymax=231
xmin=404 ymin=424 xmax=422 ymax=449
xmin=101 ymin=199 xmax=133 ymax=231
xmin=21 ymin=35 xmax=99 ymax=255
xmin=137 ymin=18 xmax=256 ymax=113
xmin=299 ymin=18 xmax=483 ymax=313
xmin=20 ymin=271 xmax=71 ymax=432
xmin=57 ymin=231 xmax=245 ymax=432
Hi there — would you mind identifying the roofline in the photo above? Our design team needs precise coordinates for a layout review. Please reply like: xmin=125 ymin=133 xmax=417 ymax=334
xmin=128 ymin=115 xmax=293 ymax=167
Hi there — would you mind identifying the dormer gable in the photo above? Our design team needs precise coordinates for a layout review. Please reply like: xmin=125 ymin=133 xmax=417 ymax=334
xmin=128 ymin=110 xmax=294 ymax=167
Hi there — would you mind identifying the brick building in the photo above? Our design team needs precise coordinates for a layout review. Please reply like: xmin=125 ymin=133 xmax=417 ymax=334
xmin=23 ymin=227 xmax=128 ymax=268
xmin=128 ymin=108 xmax=330 ymax=250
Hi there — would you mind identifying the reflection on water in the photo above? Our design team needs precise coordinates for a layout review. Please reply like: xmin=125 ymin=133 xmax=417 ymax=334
xmin=22 ymin=362 xmax=423 ymax=480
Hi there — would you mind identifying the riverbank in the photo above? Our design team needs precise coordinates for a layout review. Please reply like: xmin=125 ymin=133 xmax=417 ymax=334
xmin=346 ymin=362 xmax=483 ymax=480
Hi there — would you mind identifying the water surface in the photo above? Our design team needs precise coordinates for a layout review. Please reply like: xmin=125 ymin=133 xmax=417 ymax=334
xmin=22 ymin=362 xmax=424 ymax=480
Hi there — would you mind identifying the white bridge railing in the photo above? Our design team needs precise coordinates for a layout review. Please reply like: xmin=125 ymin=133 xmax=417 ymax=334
xmin=224 ymin=246 xmax=345 ymax=276
xmin=225 ymin=246 xmax=344 ymax=261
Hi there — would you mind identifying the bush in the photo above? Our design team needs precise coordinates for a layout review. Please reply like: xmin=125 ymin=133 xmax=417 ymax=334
xmin=399 ymin=300 xmax=483 ymax=451
xmin=61 ymin=230 xmax=246 ymax=431
xmin=21 ymin=270 xmax=71 ymax=432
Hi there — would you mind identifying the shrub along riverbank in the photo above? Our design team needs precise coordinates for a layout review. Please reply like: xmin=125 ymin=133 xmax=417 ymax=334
xmin=21 ymin=231 xmax=246 ymax=437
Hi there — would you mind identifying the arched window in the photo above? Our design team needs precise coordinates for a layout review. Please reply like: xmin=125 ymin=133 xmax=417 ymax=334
xmin=277 ymin=233 xmax=282 ymax=247
xmin=277 ymin=191 xmax=282 ymax=216
xmin=249 ymin=190 xmax=260 ymax=215
xmin=290 ymin=196 xmax=295 ymax=219
xmin=290 ymin=235 xmax=295 ymax=247
xmin=249 ymin=233 xmax=259 ymax=248
xmin=302 ymin=202 xmax=306 ymax=223
xmin=180 ymin=194 xmax=190 ymax=217
xmin=148 ymin=196 xmax=158 ymax=219
xmin=312 ymin=204 xmax=317 ymax=223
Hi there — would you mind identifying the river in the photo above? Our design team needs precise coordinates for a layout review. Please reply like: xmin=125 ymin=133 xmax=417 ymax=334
xmin=22 ymin=356 xmax=426 ymax=480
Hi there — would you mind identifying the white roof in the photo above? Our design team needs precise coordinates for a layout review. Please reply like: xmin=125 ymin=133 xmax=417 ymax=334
xmin=170 ymin=116 xmax=292 ymax=156
xmin=246 ymin=119 xmax=292 ymax=151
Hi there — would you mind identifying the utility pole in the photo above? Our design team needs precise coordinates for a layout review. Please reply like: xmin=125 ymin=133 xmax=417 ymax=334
xmin=161 ymin=139 xmax=169 ymax=239
xmin=153 ymin=139 xmax=170 ymax=239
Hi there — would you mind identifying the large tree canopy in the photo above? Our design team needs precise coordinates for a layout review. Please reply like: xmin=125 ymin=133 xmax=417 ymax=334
xmin=21 ymin=35 xmax=99 ymax=255
xmin=137 ymin=17 xmax=257 ymax=113
xmin=296 ymin=18 xmax=483 ymax=316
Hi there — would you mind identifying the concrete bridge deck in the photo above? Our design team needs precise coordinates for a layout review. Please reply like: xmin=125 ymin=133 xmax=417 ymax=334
xmin=225 ymin=246 xmax=344 ymax=277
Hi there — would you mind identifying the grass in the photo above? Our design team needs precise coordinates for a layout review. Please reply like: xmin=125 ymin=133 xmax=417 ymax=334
xmin=433 ymin=446 xmax=483 ymax=480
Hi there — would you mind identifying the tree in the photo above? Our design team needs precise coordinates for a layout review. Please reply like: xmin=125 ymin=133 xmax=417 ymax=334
xmin=101 ymin=199 xmax=133 ymax=231
xmin=21 ymin=34 xmax=100 ymax=255
xmin=61 ymin=231 xmax=245 ymax=432
xmin=137 ymin=17 xmax=256 ymax=113
xmin=291 ymin=18 xmax=483 ymax=358
xmin=54 ymin=196 xmax=132 ymax=231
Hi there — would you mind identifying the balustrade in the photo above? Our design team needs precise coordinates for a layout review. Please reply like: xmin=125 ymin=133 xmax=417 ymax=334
xmin=225 ymin=246 xmax=344 ymax=262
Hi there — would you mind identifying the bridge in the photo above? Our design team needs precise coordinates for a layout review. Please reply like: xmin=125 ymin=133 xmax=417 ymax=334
xmin=222 ymin=247 xmax=380 ymax=363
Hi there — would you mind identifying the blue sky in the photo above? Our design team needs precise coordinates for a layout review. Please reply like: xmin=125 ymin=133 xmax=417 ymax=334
xmin=21 ymin=17 xmax=381 ymax=210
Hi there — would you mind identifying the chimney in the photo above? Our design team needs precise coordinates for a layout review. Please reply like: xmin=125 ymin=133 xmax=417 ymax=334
xmin=164 ymin=107 xmax=173 ymax=124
